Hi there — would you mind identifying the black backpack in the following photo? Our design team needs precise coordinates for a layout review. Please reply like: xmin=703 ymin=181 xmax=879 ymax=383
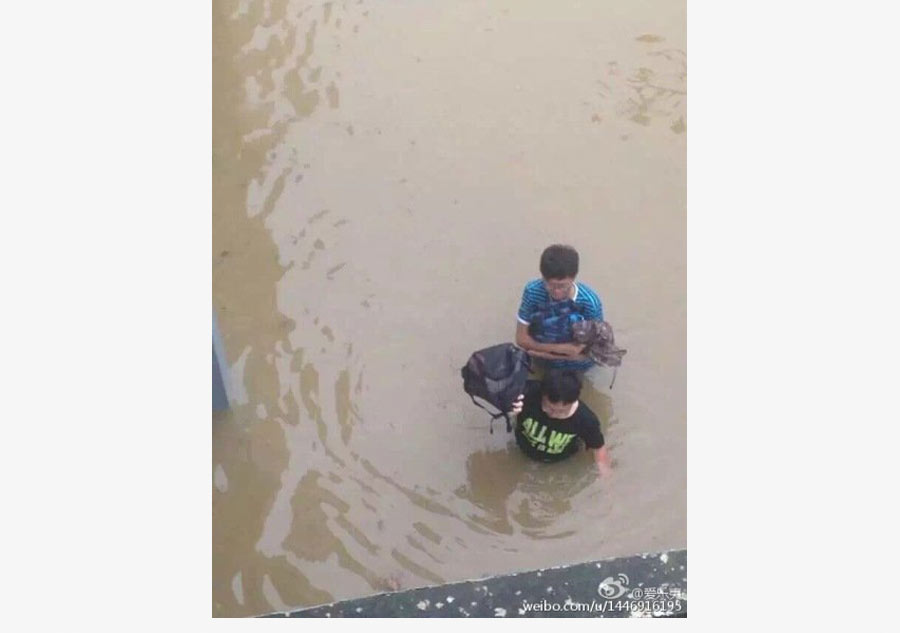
xmin=461 ymin=343 xmax=532 ymax=433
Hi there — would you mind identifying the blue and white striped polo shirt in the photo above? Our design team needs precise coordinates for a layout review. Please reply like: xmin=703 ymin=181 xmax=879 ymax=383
xmin=517 ymin=279 xmax=604 ymax=371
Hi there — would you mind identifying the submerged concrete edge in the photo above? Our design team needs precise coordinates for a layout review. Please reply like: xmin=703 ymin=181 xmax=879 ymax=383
xmin=258 ymin=548 xmax=687 ymax=618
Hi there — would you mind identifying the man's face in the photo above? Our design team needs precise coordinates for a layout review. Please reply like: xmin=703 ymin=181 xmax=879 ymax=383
xmin=541 ymin=396 xmax=577 ymax=419
xmin=543 ymin=276 xmax=575 ymax=301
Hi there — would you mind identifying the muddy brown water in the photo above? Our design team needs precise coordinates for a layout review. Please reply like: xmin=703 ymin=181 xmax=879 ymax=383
xmin=213 ymin=0 xmax=685 ymax=617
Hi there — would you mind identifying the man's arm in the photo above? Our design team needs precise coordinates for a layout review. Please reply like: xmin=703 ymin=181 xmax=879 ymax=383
xmin=593 ymin=445 xmax=612 ymax=477
xmin=516 ymin=322 xmax=585 ymax=358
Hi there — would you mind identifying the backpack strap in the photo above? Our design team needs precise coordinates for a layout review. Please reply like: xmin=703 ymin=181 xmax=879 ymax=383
xmin=468 ymin=395 xmax=513 ymax=434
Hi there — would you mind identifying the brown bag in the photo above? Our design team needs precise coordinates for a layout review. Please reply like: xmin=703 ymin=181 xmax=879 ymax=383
xmin=571 ymin=320 xmax=627 ymax=387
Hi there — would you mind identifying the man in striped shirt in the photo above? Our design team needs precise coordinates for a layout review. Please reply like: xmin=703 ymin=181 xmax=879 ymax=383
xmin=515 ymin=244 xmax=604 ymax=372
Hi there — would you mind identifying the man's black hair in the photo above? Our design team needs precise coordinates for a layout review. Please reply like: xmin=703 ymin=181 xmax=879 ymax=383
xmin=541 ymin=369 xmax=582 ymax=404
xmin=539 ymin=244 xmax=579 ymax=280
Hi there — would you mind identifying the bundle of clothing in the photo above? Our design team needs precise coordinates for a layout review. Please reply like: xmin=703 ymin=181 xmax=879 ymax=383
xmin=571 ymin=320 xmax=627 ymax=368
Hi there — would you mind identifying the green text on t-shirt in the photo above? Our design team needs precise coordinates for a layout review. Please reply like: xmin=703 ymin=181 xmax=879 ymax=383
xmin=520 ymin=417 xmax=576 ymax=455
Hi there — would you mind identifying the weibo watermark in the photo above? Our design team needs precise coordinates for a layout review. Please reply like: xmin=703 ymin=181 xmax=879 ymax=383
xmin=520 ymin=573 xmax=685 ymax=616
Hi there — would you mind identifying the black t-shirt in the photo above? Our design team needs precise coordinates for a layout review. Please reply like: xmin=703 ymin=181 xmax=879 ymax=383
xmin=514 ymin=381 xmax=605 ymax=463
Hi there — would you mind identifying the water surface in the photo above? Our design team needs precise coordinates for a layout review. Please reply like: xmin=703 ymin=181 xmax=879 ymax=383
xmin=213 ymin=0 xmax=685 ymax=617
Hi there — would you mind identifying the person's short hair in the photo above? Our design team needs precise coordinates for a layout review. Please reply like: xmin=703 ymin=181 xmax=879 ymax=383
xmin=541 ymin=369 xmax=582 ymax=404
xmin=539 ymin=244 xmax=579 ymax=280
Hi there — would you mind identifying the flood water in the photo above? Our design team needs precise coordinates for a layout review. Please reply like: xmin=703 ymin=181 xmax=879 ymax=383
xmin=212 ymin=0 xmax=685 ymax=617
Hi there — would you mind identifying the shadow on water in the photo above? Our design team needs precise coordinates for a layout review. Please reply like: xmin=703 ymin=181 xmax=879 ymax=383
xmin=456 ymin=438 xmax=598 ymax=540
xmin=580 ymin=370 xmax=617 ymax=434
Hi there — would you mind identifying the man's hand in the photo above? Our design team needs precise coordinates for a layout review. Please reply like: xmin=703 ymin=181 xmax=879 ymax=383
xmin=554 ymin=343 xmax=587 ymax=358
xmin=516 ymin=323 xmax=587 ymax=359
xmin=526 ymin=350 xmax=565 ymax=360
xmin=508 ymin=394 xmax=524 ymax=416
xmin=594 ymin=446 xmax=613 ymax=477
xmin=526 ymin=347 xmax=591 ymax=362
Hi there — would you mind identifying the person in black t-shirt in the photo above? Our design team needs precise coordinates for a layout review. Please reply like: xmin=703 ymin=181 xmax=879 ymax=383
xmin=509 ymin=370 xmax=613 ymax=477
